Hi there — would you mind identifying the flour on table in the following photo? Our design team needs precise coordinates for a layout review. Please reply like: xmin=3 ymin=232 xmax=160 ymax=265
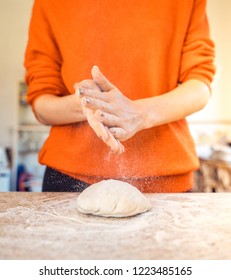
xmin=76 ymin=179 xmax=152 ymax=217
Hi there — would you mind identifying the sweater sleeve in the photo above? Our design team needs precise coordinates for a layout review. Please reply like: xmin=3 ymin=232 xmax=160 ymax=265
xmin=24 ymin=0 xmax=68 ymax=108
xmin=179 ymin=0 xmax=215 ymax=90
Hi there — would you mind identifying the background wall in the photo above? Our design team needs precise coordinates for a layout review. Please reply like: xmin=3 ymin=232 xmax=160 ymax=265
xmin=188 ymin=0 xmax=231 ymax=123
xmin=0 ymin=0 xmax=34 ymax=148
xmin=0 ymin=0 xmax=231 ymax=148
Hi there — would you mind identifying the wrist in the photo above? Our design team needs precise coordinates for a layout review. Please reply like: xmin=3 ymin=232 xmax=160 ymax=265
xmin=69 ymin=93 xmax=86 ymax=122
xmin=134 ymin=99 xmax=152 ymax=131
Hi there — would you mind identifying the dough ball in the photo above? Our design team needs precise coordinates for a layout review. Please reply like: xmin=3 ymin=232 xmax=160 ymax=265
xmin=76 ymin=179 xmax=152 ymax=217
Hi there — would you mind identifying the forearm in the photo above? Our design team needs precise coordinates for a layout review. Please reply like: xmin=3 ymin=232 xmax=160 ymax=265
xmin=137 ymin=79 xmax=211 ymax=130
xmin=33 ymin=94 xmax=86 ymax=125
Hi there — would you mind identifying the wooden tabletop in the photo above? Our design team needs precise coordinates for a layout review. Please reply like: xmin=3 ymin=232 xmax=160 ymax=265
xmin=0 ymin=192 xmax=231 ymax=260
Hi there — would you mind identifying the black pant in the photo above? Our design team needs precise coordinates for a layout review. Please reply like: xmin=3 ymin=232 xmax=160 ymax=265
xmin=42 ymin=167 xmax=89 ymax=192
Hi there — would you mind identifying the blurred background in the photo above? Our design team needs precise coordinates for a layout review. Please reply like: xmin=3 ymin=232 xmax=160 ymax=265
xmin=0 ymin=0 xmax=231 ymax=192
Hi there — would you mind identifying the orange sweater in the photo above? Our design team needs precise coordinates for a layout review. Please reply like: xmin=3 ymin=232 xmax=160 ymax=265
xmin=24 ymin=0 xmax=215 ymax=192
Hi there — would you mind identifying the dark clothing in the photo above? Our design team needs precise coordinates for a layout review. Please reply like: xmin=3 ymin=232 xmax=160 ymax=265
xmin=42 ymin=167 xmax=89 ymax=192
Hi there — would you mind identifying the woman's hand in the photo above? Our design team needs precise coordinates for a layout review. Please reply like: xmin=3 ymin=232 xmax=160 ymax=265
xmin=75 ymin=79 xmax=124 ymax=154
xmin=78 ymin=66 xmax=211 ymax=145
xmin=79 ymin=66 xmax=147 ymax=141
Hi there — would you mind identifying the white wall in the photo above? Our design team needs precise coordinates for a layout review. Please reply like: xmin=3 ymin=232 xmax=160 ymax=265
xmin=188 ymin=0 xmax=231 ymax=122
xmin=0 ymin=0 xmax=34 ymax=147
xmin=0 ymin=0 xmax=231 ymax=148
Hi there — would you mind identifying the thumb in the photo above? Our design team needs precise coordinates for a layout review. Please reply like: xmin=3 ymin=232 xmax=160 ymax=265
xmin=91 ymin=66 xmax=115 ymax=92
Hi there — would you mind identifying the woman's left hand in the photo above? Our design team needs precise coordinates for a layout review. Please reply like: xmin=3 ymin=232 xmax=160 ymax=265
xmin=75 ymin=79 xmax=124 ymax=154
xmin=79 ymin=66 xmax=147 ymax=141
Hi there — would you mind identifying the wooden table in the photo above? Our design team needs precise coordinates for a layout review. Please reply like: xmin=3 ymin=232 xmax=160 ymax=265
xmin=0 ymin=192 xmax=231 ymax=260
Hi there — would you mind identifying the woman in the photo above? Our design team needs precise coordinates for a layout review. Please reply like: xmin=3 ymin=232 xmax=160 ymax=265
xmin=24 ymin=0 xmax=215 ymax=192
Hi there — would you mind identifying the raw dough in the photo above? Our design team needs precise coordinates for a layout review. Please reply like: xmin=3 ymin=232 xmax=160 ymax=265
xmin=77 ymin=179 xmax=152 ymax=217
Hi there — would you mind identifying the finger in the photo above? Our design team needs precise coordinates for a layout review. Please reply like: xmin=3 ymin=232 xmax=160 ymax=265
xmin=105 ymin=130 xmax=125 ymax=154
xmin=88 ymin=121 xmax=124 ymax=154
xmin=117 ymin=139 xmax=125 ymax=154
xmin=81 ymin=96 xmax=113 ymax=113
xmin=79 ymin=79 xmax=101 ymax=91
xmin=74 ymin=83 xmax=80 ymax=94
xmin=91 ymin=65 xmax=115 ymax=92
xmin=94 ymin=122 xmax=109 ymax=143
xmin=79 ymin=88 xmax=110 ymax=102
xmin=74 ymin=79 xmax=101 ymax=96
xmin=82 ymin=106 xmax=88 ymax=116
xmin=95 ymin=110 xmax=120 ymax=127
xmin=109 ymin=127 xmax=127 ymax=141
xmin=85 ymin=108 xmax=109 ymax=142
